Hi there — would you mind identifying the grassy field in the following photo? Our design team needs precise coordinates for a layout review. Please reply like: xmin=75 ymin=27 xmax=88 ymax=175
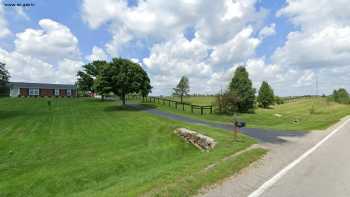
xmin=0 ymin=98 xmax=266 ymax=197
xmin=140 ymin=97 xmax=350 ymax=131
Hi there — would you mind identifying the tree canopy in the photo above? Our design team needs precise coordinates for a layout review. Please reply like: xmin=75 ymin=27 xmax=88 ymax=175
xmin=77 ymin=60 xmax=108 ymax=98
xmin=257 ymin=81 xmax=275 ymax=108
xmin=331 ymin=88 xmax=350 ymax=104
xmin=0 ymin=62 xmax=10 ymax=96
xmin=102 ymin=58 xmax=152 ymax=105
xmin=228 ymin=66 xmax=256 ymax=113
xmin=173 ymin=76 xmax=189 ymax=103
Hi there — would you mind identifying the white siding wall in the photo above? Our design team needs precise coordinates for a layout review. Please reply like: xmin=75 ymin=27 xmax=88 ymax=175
xmin=10 ymin=88 xmax=19 ymax=97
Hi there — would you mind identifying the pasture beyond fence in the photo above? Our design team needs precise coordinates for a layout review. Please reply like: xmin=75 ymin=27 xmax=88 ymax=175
xmin=129 ymin=95 xmax=213 ymax=115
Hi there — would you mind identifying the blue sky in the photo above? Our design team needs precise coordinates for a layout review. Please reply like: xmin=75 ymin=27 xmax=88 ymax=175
xmin=0 ymin=0 xmax=349 ymax=96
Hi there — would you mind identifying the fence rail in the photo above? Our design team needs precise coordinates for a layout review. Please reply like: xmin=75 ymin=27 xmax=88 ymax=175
xmin=128 ymin=95 xmax=213 ymax=115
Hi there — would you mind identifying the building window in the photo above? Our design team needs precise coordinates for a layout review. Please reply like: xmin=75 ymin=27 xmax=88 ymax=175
xmin=54 ymin=89 xmax=59 ymax=96
xmin=29 ymin=88 xmax=39 ymax=96
xmin=67 ymin=89 xmax=72 ymax=96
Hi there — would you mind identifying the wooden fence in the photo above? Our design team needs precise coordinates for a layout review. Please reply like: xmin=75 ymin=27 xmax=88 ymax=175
xmin=128 ymin=95 xmax=213 ymax=115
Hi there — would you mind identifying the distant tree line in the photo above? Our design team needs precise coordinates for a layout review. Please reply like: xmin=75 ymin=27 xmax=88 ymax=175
xmin=77 ymin=58 xmax=152 ymax=105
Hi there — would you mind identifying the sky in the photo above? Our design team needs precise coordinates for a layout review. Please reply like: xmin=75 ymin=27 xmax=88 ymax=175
xmin=0 ymin=0 xmax=349 ymax=96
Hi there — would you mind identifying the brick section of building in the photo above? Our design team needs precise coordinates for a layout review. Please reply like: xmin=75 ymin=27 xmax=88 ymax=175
xmin=9 ymin=82 xmax=76 ymax=97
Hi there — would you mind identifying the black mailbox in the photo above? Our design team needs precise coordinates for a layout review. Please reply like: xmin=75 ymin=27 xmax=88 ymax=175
xmin=234 ymin=121 xmax=246 ymax=128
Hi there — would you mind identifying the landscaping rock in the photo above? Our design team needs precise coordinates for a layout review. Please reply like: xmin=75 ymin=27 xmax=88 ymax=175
xmin=174 ymin=128 xmax=216 ymax=151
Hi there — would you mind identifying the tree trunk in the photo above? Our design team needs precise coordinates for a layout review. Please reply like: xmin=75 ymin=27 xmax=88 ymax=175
xmin=101 ymin=94 xmax=105 ymax=101
xmin=121 ymin=94 xmax=126 ymax=105
xmin=180 ymin=95 xmax=183 ymax=103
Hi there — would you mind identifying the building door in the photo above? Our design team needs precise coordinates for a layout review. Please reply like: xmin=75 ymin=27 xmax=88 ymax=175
xmin=20 ymin=88 xmax=29 ymax=97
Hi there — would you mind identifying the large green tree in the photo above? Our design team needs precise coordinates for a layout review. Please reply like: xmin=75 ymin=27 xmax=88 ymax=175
xmin=257 ymin=81 xmax=275 ymax=108
xmin=331 ymin=88 xmax=350 ymax=104
xmin=229 ymin=66 xmax=256 ymax=113
xmin=77 ymin=60 xmax=108 ymax=99
xmin=103 ymin=58 xmax=152 ymax=105
xmin=0 ymin=62 xmax=10 ymax=96
xmin=173 ymin=76 xmax=189 ymax=103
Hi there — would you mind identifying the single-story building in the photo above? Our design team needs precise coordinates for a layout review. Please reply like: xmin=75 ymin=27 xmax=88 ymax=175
xmin=9 ymin=82 xmax=77 ymax=97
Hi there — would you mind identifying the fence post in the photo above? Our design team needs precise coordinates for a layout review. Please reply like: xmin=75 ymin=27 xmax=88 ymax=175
xmin=210 ymin=106 xmax=212 ymax=113
xmin=175 ymin=102 xmax=177 ymax=109
xmin=182 ymin=103 xmax=185 ymax=111
xmin=201 ymin=107 xmax=203 ymax=115
xmin=168 ymin=100 xmax=171 ymax=107
xmin=191 ymin=105 xmax=193 ymax=113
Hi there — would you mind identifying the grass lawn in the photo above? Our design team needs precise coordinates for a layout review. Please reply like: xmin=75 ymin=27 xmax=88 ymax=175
xmin=138 ymin=97 xmax=350 ymax=131
xmin=0 ymin=98 xmax=266 ymax=197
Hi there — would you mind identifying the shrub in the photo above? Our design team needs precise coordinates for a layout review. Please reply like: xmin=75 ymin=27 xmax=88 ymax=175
xmin=215 ymin=91 xmax=240 ymax=114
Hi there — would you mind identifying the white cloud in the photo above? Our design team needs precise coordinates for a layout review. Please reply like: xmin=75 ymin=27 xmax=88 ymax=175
xmin=143 ymin=34 xmax=212 ymax=95
xmin=210 ymin=27 xmax=261 ymax=66
xmin=269 ymin=0 xmax=350 ymax=94
xmin=259 ymin=23 xmax=276 ymax=39
xmin=56 ymin=59 xmax=84 ymax=83
xmin=0 ymin=1 xmax=11 ymax=38
xmin=273 ymin=25 xmax=350 ymax=68
xmin=1 ymin=19 xmax=83 ymax=84
xmin=0 ymin=47 xmax=83 ymax=84
xmin=15 ymin=19 xmax=80 ymax=63
xmin=82 ymin=0 xmax=201 ymax=38
xmin=81 ymin=0 xmax=266 ymax=53
xmin=81 ymin=0 xmax=126 ymax=29
xmin=90 ymin=0 xmax=266 ymax=95
xmin=105 ymin=26 xmax=132 ymax=56
xmin=0 ymin=48 xmax=55 ymax=83
xmin=196 ymin=0 xmax=266 ymax=45
xmin=87 ymin=46 xmax=108 ymax=61
xmin=79 ymin=0 xmax=349 ymax=95
xmin=143 ymin=34 xmax=211 ymax=76
xmin=278 ymin=0 xmax=350 ymax=31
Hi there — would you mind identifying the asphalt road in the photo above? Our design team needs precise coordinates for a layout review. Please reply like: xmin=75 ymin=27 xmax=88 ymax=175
xmin=258 ymin=118 xmax=350 ymax=197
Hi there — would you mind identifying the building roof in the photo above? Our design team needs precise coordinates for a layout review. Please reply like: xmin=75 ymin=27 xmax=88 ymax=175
xmin=9 ymin=82 xmax=76 ymax=89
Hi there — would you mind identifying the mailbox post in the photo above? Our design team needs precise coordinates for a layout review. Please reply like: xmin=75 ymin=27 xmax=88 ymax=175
xmin=233 ymin=118 xmax=245 ymax=141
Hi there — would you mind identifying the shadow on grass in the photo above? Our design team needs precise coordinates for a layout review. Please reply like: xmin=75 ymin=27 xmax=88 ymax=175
xmin=0 ymin=110 xmax=22 ymax=120
xmin=104 ymin=103 xmax=157 ymax=112
xmin=80 ymin=98 xmax=117 ymax=103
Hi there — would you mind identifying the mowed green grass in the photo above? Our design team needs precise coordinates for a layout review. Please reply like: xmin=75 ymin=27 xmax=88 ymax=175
xmin=0 ymin=98 xmax=265 ymax=197
xmin=141 ymin=97 xmax=350 ymax=131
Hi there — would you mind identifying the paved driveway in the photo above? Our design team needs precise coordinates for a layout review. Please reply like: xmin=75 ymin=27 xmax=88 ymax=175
xmin=130 ymin=104 xmax=307 ymax=144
